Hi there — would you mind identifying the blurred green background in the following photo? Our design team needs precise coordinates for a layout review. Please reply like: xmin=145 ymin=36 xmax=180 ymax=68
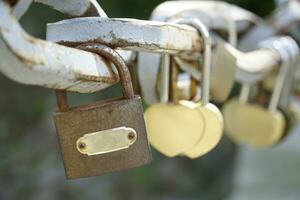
xmin=0 ymin=0 xmax=278 ymax=200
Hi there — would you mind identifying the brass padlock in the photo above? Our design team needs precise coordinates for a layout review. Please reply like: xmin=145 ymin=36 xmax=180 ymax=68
xmin=54 ymin=44 xmax=151 ymax=179
xmin=223 ymin=49 xmax=289 ymax=147
xmin=145 ymin=55 xmax=205 ymax=157
xmin=175 ymin=18 xmax=224 ymax=159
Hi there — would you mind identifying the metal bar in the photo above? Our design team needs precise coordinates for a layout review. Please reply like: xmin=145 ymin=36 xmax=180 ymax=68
xmin=12 ymin=0 xmax=32 ymax=19
xmin=0 ymin=0 xmax=286 ymax=94
xmin=34 ymin=0 xmax=98 ymax=17
xmin=47 ymin=17 xmax=202 ymax=55
xmin=47 ymin=16 xmax=282 ymax=82
xmin=239 ymin=0 xmax=300 ymax=50
xmin=268 ymin=0 xmax=300 ymax=33
xmin=12 ymin=0 xmax=107 ymax=19
xmin=0 ymin=1 xmax=118 ymax=93
xmin=151 ymin=0 xmax=260 ymax=32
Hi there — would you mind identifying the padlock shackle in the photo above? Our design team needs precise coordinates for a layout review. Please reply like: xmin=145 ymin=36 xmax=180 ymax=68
xmin=159 ymin=54 xmax=171 ymax=104
xmin=240 ymin=37 xmax=293 ymax=113
xmin=56 ymin=44 xmax=135 ymax=112
xmin=77 ymin=43 xmax=135 ymax=100
xmin=174 ymin=18 xmax=212 ymax=106
xmin=279 ymin=37 xmax=299 ymax=109
xmin=56 ymin=90 xmax=69 ymax=112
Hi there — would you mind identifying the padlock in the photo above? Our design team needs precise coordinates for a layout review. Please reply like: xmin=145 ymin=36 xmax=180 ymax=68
xmin=170 ymin=76 xmax=223 ymax=159
xmin=222 ymin=38 xmax=291 ymax=147
xmin=145 ymin=54 xmax=205 ymax=157
xmin=169 ymin=10 xmax=238 ymax=103
xmin=260 ymin=37 xmax=298 ymax=109
xmin=261 ymin=37 xmax=299 ymax=143
xmin=54 ymin=43 xmax=151 ymax=179
xmin=174 ymin=18 xmax=224 ymax=159
xmin=138 ymin=0 xmax=253 ymax=105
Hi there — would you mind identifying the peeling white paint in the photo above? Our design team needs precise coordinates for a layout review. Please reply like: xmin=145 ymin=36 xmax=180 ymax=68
xmin=0 ymin=1 xmax=118 ymax=93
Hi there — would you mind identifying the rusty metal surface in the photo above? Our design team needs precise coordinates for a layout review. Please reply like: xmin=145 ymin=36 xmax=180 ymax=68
xmin=0 ymin=1 xmax=118 ymax=93
xmin=54 ymin=96 xmax=152 ymax=179
xmin=53 ymin=43 xmax=151 ymax=179
xmin=0 ymin=0 xmax=295 ymax=97
xmin=136 ymin=0 xmax=281 ymax=105
xmin=47 ymin=17 xmax=202 ymax=55
xmin=76 ymin=44 xmax=133 ymax=99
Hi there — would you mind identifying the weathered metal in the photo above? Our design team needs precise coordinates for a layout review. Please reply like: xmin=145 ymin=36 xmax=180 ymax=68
xmin=0 ymin=1 xmax=118 ymax=93
xmin=151 ymin=1 xmax=260 ymax=33
xmin=0 ymin=0 xmax=294 ymax=98
xmin=12 ymin=0 xmax=32 ymax=19
xmin=35 ymin=0 xmax=107 ymax=17
xmin=54 ymin=44 xmax=151 ymax=179
xmin=47 ymin=17 xmax=202 ymax=55
xmin=136 ymin=1 xmax=281 ymax=104
xmin=240 ymin=0 xmax=300 ymax=50
xmin=11 ymin=0 xmax=107 ymax=19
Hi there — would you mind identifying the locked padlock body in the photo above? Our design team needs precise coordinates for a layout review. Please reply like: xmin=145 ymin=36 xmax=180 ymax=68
xmin=54 ymin=44 xmax=151 ymax=179
xmin=223 ymin=99 xmax=285 ymax=147
xmin=54 ymin=95 xmax=151 ymax=179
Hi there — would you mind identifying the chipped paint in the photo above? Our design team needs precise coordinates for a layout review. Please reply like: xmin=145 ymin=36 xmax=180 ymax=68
xmin=47 ymin=17 xmax=203 ymax=55
xmin=0 ymin=1 xmax=118 ymax=93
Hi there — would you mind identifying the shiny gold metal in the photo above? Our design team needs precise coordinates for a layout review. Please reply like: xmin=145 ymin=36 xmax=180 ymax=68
xmin=181 ymin=101 xmax=223 ymax=158
xmin=211 ymin=39 xmax=237 ymax=102
xmin=174 ymin=18 xmax=224 ymax=159
xmin=145 ymin=56 xmax=204 ymax=157
xmin=145 ymin=103 xmax=205 ymax=157
xmin=223 ymin=99 xmax=285 ymax=147
xmin=223 ymin=38 xmax=293 ymax=148
xmin=76 ymin=127 xmax=137 ymax=156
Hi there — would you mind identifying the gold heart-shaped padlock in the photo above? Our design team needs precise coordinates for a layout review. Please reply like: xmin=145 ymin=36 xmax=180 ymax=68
xmin=223 ymin=99 xmax=285 ymax=147
xmin=145 ymin=55 xmax=205 ymax=157
xmin=222 ymin=36 xmax=296 ymax=148
xmin=223 ymin=37 xmax=292 ymax=147
xmin=180 ymin=101 xmax=224 ymax=158
xmin=145 ymin=103 xmax=205 ymax=157
xmin=173 ymin=18 xmax=224 ymax=159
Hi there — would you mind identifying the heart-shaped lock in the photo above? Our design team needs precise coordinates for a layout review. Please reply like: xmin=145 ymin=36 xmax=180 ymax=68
xmin=180 ymin=101 xmax=224 ymax=158
xmin=145 ymin=55 xmax=205 ymax=157
xmin=223 ymin=99 xmax=285 ymax=147
xmin=170 ymin=8 xmax=238 ymax=103
xmin=138 ymin=1 xmax=248 ymax=105
xmin=172 ymin=18 xmax=224 ymax=159
xmin=263 ymin=37 xmax=299 ymax=143
xmin=223 ymin=37 xmax=292 ymax=147
xmin=145 ymin=103 xmax=205 ymax=157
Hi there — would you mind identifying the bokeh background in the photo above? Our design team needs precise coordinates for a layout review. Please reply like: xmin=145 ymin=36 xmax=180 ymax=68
xmin=1 ymin=0 xmax=300 ymax=200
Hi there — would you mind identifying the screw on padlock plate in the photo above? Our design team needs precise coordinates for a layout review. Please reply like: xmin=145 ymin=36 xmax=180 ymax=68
xmin=76 ymin=127 xmax=137 ymax=156
xmin=54 ymin=44 xmax=151 ymax=179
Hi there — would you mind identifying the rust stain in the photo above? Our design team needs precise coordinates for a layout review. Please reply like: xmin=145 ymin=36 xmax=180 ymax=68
xmin=2 ymin=37 xmax=44 ymax=68
xmin=5 ymin=0 xmax=18 ymax=6
xmin=73 ymin=58 xmax=119 ymax=84
xmin=74 ymin=73 xmax=118 ymax=84
xmin=56 ymin=27 xmax=200 ymax=55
